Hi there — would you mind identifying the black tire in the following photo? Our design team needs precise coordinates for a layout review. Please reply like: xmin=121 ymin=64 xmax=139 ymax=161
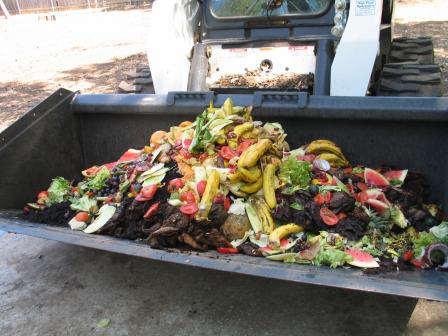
xmin=377 ymin=63 xmax=442 ymax=97
xmin=118 ymin=66 xmax=155 ymax=94
xmin=389 ymin=37 xmax=434 ymax=64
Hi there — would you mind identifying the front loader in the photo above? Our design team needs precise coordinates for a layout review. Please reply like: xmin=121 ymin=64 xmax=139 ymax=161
xmin=0 ymin=0 xmax=447 ymax=301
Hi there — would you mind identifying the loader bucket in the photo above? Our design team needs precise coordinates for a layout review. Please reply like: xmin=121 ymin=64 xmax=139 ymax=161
xmin=1 ymin=89 xmax=448 ymax=301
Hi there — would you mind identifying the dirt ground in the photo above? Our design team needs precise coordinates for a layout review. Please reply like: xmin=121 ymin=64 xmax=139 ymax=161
xmin=0 ymin=1 xmax=447 ymax=131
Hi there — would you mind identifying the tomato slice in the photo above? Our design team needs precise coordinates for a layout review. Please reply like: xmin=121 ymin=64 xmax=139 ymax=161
xmin=320 ymin=208 xmax=339 ymax=226
xmin=179 ymin=148 xmax=192 ymax=159
xmin=180 ymin=191 xmax=196 ymax=203
xmin=223 ymin=197 xmax=231 ymax=211
xmin=314 ymin=192 xmax=332 ymax=206
xmin=182 ymin=138 xmax=192 ymax=149
xmin=167 ymin=178 xmax=185 ymax=192
xmin=141 ymin=185 xmax=158 ymax=199
xmin=296 ymin=154 xmax=315 ymax=162
xmin=213 ymin=194 xmax=224 ymax=204
xmin=196 ymin=180 xmax=207 ymax=197
xmin=217 ymin=247 xmax=239 ymax=254
xmin=237 ymin=140 xmax=255 ymax=154
xmin=75 ymin=212 xmax=90 ymax=222
xmin=144 ymin=202 xmax=160 ymax=219
xmin=402 ymin=250 xmax=414 ymax=261
xmin=180 ymin=203 xmax=198 ymax=215
xmin=220 ymin=146 xmax=238 ymax=160
xmin=37 ymin=191 xmax=49 ymax=199
xmin=356 ymin=182 xmax=368 ymax=191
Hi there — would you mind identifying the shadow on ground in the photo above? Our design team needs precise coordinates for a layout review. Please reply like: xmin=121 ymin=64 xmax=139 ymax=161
xmin=0 ymin=53 xmax=147 ymax=131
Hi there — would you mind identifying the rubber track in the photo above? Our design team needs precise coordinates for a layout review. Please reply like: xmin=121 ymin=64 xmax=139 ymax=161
xmin=389 ymin=37 xmax=434 ymax=64
xmin=378 ymin=63 xmax=442 ymax=96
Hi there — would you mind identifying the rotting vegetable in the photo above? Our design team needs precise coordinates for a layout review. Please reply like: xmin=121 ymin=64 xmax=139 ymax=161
xmin=24 ymin=98 xmax=447 ymax=272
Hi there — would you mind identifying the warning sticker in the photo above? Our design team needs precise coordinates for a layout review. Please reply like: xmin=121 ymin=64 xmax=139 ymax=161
xmin=355 ymin=0 xmax=376 ymax=16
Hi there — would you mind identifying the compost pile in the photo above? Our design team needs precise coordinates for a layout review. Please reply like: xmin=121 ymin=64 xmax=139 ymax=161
xmin=24 ymin=99 xmax=448 ymax=271
xmin=212 ymin=70 xmax=313 ymax=91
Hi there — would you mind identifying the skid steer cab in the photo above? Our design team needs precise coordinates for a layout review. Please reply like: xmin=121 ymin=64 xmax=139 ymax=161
xmin=144 ymin=0 xmax=441 ymax=97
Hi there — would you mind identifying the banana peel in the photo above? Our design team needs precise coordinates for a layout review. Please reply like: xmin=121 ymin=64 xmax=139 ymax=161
xmin=238 ymin=139 xmax=272 ymax=168
xmin=263 ymin=164 xmax=277 ymax=208
xmin=269 ymin=223 xmax=304 ymax=247
xmin=197 ymin=170 xmax=220 ymax=219
xmin=316 ymin=152 xmax=349 ymax=168
xmin=252 ymin=198 xmax=276 ymax=234
xmin=238 ymin=166 xmax=262 ymax=183
xmin=240 ymin=178 xmax=263 ymax=194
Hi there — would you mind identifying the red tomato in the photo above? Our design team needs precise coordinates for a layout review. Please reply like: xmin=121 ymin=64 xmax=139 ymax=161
xmin=198 ymin=153 xmax=209 ymax=163
xmin=402 ymin=250 xmax=414 ymax=261
xmin=224 ymin=197 xmax=231 ymax=211
xmin=37 ymin=191 xmax=49 ymax=199
xmin=217 ymin=247 xmax=239 ymax=254
xmin=167 ymin=178 xmax=185 ymax=192
xmin=343 ymin=167 xmax=353 ymax=174
xmin=180 ymin=191 xmax=196 ymax=203
xmin=182 ymin=139 xmax=192 ymax=149
xmin=411 ymin=258 xmax=424 ymax=268
xmin=180 ymin=203 xmax=198 ymax=215
xmin=314 ymin=192 xmax=332 ymax=206
xmin=320 ymin=208 xmax=339 ymax=226
xmin=144 ymin=202 xmax=160 ymax=219
xmin=75 ymin=212 xmax=90 ymax=222
xmin=196 ymin=180 xmax=207 ymax=197
xmin=220 ymin=146 xmax=238 ymax=160
xmin=237 ymin=140 xmax=255 ymax=153
xmin=141 ymin=184 xmax=158 ymax=199
xmin=71 ymin=187 xmax=79 ymax=193
xmin=356 ymin=182 xmax=368 ymax=191
xmin=296 ymin=154 xmax=315 ymax=162
xmin=213 ymin=194 xmax=224 ymax=204
xmin=179 ymin=148 xmax=192 ymax=159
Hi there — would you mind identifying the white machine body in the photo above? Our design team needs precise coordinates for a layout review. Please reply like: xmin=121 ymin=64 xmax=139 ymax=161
xmin=330 ymin=0 xmax=383 ymax=96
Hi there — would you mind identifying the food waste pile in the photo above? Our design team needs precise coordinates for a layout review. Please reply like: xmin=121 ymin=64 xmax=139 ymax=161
xmin=24 ymin=99 xmax=448 ymax=271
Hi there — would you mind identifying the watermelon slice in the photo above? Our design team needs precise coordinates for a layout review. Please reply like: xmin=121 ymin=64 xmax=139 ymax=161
xmin=366 ymin=199 xmax=389 ymax=215
xmin=384 ymin=169 xmax=408 ymax=184
xmin=346 ymin=249 xmax=379 ymax=268
xmin=118 ymin=148 xmax=143 ymax=162
xmin=358 ymin=189 xmax=390 ymax=205
xmin=364 ymin=168 xmax=389 ymax=188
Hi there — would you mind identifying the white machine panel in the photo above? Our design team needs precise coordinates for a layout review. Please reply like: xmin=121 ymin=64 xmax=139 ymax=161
xmin=331 ymin=0 xmax=383 ymax=96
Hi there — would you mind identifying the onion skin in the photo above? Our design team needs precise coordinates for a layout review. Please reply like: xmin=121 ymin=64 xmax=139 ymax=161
xmin=313 ymin=159 xmax=331 ymax=172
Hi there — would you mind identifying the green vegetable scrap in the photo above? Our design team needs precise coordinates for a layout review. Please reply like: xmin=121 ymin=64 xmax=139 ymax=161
xmin=47 ymin=177 xmax=71 ymax=204
xmin=314 ymin=248 xmax=353 ymax=268
xmin=70 ymin=195 xmax=97 ymax=213
xmin=97 ymin=318 xmax=111 ymax=328
xmin=189 ymin=111 xmax=214 ymax=154
xmin=279 ymin=157 xmax=311 ymax=188
xmin=80 ymin=166 xmax=111 ymax=192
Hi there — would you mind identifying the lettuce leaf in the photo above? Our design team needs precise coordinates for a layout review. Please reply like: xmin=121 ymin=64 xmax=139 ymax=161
xmin=70 ymin=195 xmax=97 ymax=212
xmin=47 ymin=177 xmax=71 ymax=204
xmin=412 ymin=232 xmax=438 ymax=257
xmin=80 ymin=166 xmax=110 ymax=192
xmin=314 ymin=248 xmax=352 ymax=268
xmin=279 ymin=157 xmax=311 ymax=188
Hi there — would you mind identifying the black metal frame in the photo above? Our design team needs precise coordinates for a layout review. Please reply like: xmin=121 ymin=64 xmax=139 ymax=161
xmin=1 ymin=89 xmax=448 ymax=301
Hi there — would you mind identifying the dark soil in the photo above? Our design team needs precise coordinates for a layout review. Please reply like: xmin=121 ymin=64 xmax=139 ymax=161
xmin=24 ymin=201 xmax=75 ymax=227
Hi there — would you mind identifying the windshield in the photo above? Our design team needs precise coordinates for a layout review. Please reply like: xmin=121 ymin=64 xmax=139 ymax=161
xmin=210 ymin=0 xmax=330 ymax=18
